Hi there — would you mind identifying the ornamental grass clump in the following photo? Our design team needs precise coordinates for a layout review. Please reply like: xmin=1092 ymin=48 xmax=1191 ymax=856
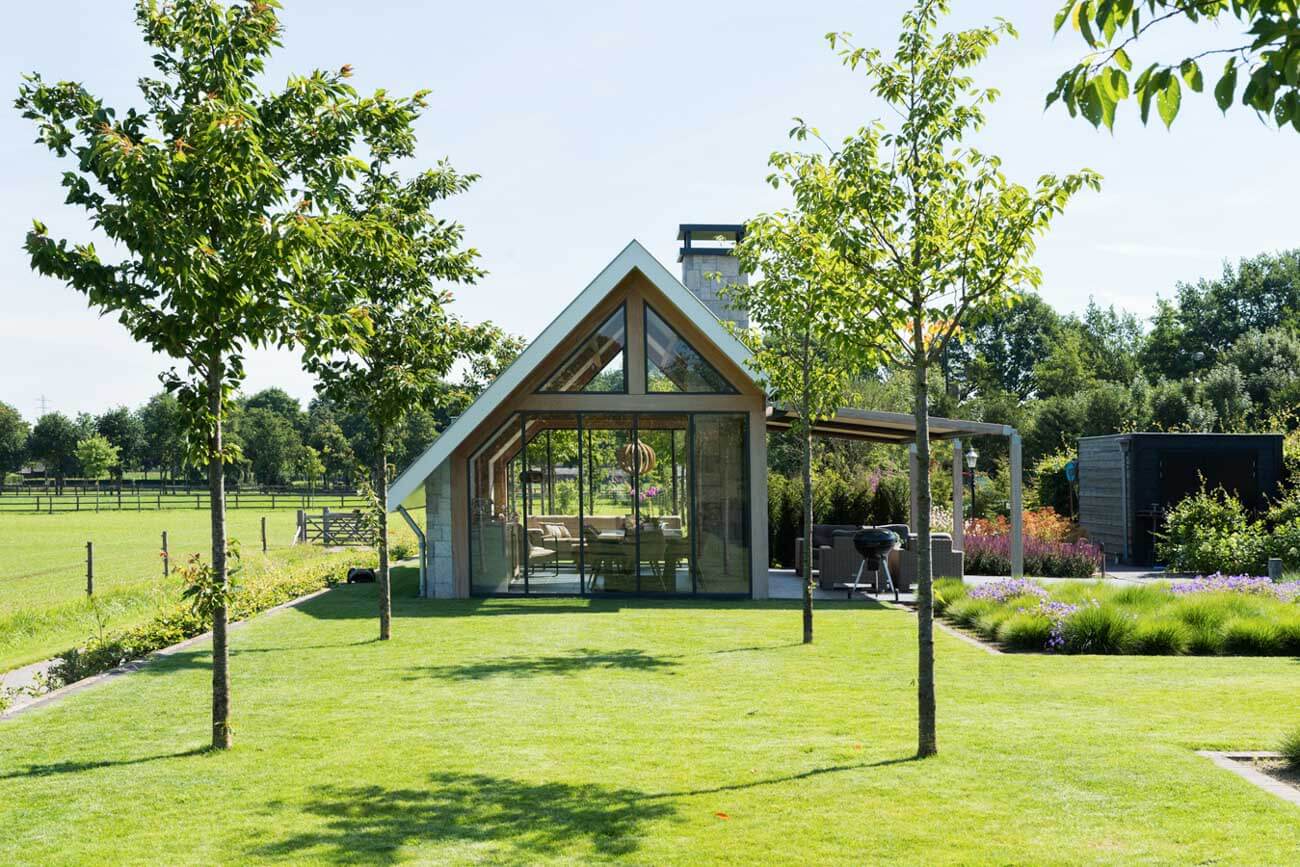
xmin=1281 ymin=727 xmax=1300 ymax=769
xmin=1128 ymin=619 xmax=1192 ymax=655
xmin=1060 ymin=602 xmax=1135 ymax=654
xmin=932 ymin=577 xmax=967 ymax=614
xmin=996 ymin=610 xmax=1055 ymax=651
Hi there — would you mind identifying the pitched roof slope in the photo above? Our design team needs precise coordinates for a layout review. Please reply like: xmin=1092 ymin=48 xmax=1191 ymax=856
xmin=386 ymin=239 xmax=756 ymax=510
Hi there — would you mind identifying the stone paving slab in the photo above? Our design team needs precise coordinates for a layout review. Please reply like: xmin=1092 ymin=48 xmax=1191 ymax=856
xmin=1198 ymin=751 xmax=1300 ymax=807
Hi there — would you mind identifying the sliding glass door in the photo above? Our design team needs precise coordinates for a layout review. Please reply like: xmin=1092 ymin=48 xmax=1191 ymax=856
xmin=468 ymin=411 xmax=749 ymax=597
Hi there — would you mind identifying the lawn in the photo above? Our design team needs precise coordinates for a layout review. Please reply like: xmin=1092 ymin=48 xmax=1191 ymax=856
xmin=0 ymin=509 xmax=416 ymax=671
xmin=1 ymin=569 xmax=1298 ymax=864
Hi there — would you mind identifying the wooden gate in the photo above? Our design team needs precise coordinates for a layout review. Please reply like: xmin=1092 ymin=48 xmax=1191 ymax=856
xmin=297 ymin=508 xmax=375 ymax=546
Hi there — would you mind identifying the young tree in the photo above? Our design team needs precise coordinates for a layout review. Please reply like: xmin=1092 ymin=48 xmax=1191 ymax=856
xmin=19 ymin=0 xmax=414 ymax=748
xmin=29 ymin=412 xmax=79 ymax=493
xmin=793 ymin=1 xmax=1099 ymax=755
xmin=730 ymin=213 xmax=859 ymax=644
xmin=1049 ymin=0 xmax=1300 ymax=130
xmin=296 ymin=444 xmax=325 ymax=500
xmin=307 ymin=149 xmax=484 ymax=642
xmin=0 ymin=402 xmax=30 ymax=477
xmin=75 ymin=434 xmax=121 ymax=493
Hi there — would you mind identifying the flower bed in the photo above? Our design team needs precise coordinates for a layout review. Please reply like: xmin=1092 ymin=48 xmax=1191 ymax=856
xmin=963 ymin=534 xmax=1101 ymax=578
xmin=935 ymin=575 xmax=1300 ymax=655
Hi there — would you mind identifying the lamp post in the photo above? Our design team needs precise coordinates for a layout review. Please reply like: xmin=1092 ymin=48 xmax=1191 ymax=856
xmin=964 ymin=445 xmax=979 ymax=521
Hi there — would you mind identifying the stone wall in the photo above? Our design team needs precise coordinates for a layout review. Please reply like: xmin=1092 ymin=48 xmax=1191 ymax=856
xmin=424 ymin=461 xmax=454 ymax=598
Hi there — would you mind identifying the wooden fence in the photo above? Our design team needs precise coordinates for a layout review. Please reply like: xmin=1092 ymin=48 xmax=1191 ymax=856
xmin=297 ymin=508 xmax=376 ymax=546
xmin=0 ymin=490 xmax=368 ymax=514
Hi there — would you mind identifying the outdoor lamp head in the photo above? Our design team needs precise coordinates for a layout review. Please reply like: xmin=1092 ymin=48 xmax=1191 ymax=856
xmin=965 ymin=446 xmax=978 ymax=469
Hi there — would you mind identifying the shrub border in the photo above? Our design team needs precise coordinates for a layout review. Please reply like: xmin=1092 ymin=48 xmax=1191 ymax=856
xmin=0 ymin=586 xmax=332 ymax=721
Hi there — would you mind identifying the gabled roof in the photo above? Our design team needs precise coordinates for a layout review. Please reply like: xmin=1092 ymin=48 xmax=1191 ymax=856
xmin=387 ymin=239 xmax=756 ymax=510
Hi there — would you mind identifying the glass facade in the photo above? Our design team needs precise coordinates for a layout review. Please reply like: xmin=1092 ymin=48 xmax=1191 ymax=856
xmin=468 ymin=411 xmax=749 ymax=596
xmin=645 ymin=304 xmax=737 ymax=394
xmin=538 ymin=306 xmax=627 ymax=393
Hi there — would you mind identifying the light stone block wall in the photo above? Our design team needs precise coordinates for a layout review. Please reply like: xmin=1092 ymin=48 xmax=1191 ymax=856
xmin=424 ymin=461 xmax=455 ymax=598
xmin=681 ymin=253 xmax=748 ymax=329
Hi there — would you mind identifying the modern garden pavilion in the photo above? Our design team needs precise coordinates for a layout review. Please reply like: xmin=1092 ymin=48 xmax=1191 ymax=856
xmin=388 ymin=238 xmax=1025 ymax=600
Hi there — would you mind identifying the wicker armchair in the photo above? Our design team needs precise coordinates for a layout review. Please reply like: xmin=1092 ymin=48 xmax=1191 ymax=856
xmin=793 ymin=524 xmax=861 ymax=578
xmin=896 ymin=533 xmax=964 ymax=590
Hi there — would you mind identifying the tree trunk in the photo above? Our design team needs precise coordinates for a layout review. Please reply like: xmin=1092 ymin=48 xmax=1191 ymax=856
xmin=375 ymin=437 xmax=391 ymax=641
xmin=208 ymin=351 xmax=232 ymax=750
xmin=912 ymin=337 xmax=937 ymax=758
xmin=801 ymin=420 xmax=814 ymax=645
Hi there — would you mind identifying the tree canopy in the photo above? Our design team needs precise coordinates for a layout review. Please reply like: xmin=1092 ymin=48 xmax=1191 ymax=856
xmin=1049 ymin=0 xmax=1300 ymax=130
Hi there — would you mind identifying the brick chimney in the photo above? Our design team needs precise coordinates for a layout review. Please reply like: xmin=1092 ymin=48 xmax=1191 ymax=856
xmin=677 ymin=224 xmax=748 ymax=329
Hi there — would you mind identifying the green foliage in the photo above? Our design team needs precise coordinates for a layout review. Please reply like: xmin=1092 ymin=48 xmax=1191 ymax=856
xmin=73 ymin=434 xmax=120 ymax=483
xmin=1128 ymin=618 xmax=1191 ymax=655
xmin=1032 ymin=450 xmax=1075 ymax=516
xmin=0 ymin=402 xmax=31 ymax=476
xmin=1050 ymin=1 xmax=1300 ymax=131
xmin=1281 ymin=726 xmax=1300 ymax=769
xmin=1155 ymin=486 xmax=1265 ymax=574
xmin=28 ymin=412 xmax=80 ymax=484
xmin=932 ymin=577 xmax=968 ymax=614
xmin=944 ymin=596 xmax=997 ymax=630
xmin=178 ymin=541 xmax=242 ymax=624
xmin=1220 ymin=617 xmax=1285 ymax=656
xmin=997 ymin=611 xmax=1055 ymax=651
xmin=51 ymin=548 xmax=369 ymax=686
xmin=1061 ymin=604 xmax=1135 ymax=655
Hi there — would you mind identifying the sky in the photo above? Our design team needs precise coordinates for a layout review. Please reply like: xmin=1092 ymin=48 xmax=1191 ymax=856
xmin=2 ymin=1 xmax=1297 ymax=422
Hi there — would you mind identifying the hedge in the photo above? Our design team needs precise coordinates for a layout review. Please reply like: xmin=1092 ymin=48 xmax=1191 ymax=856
xmin=50 ymin=551 xmax=372 ymax=686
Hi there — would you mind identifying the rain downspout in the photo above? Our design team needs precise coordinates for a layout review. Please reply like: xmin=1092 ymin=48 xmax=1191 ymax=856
xmin=396 ymin=505 xmax=428 ymax=598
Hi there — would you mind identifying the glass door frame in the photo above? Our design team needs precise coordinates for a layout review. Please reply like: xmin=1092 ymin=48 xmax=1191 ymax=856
xmin=467 ymin=410 xmax=752 ymax=599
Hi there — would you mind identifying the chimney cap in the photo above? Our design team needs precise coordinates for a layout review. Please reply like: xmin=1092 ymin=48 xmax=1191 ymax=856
xmin=677 ymin=223 xmax=744 ymax=243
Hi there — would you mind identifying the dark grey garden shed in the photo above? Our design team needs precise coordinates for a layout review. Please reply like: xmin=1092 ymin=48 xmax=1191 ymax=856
xmin=1077 ymin=433 xmax=1286 ymax=567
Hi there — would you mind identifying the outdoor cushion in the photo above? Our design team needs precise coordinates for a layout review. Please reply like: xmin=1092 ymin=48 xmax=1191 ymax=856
xmin=542 ymin=522 xmax=570 ymax=539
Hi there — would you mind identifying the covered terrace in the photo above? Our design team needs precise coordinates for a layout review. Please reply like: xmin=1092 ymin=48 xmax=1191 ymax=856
xmin=765 ymin=406 xmax=1025 ymax=586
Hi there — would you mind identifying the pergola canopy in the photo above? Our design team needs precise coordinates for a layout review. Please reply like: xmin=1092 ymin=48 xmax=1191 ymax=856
xmin=766 ymin=406 xmax=1013 ymax=444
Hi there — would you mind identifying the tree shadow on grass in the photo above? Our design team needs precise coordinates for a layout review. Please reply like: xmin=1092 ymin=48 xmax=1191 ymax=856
xmin=250 ymin=757 xmax=921 ymax=864
xmin=403 ymin=647 xmax=679 ymax=681
xmin=0 ymin=745 xmax=208 ymax=780
xmin=251 ymin=772 xmax=679 ymax=863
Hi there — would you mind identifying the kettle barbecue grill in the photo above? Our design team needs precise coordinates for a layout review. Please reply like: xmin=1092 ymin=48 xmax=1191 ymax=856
xmin=839 ymin=527 xmax=900 ymax=602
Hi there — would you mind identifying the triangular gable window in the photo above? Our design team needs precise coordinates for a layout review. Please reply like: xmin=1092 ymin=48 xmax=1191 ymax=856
xmin=537 ymin=306 xmax=627 ymax=393
xmin=645 ymin=304 xmax=738 ymax=394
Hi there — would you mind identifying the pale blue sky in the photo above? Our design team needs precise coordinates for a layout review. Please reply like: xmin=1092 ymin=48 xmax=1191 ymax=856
xmin=2 ymin=1 xmax=1296 ymax=420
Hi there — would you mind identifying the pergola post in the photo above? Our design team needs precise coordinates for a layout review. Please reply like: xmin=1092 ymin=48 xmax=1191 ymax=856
xmin=951 ymin=438 xmax=964 ymax=551
xmin=908 ymin=443 xmax=920 ymax=529
xmin=1010 ymin=430 xmax=1024 ymax=579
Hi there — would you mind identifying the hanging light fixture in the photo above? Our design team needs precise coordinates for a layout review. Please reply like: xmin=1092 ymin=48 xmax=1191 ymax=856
xmin=618 ymin=441 xmax=657 ymax=476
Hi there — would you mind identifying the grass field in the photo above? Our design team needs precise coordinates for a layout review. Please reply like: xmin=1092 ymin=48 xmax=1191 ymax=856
xmin=0 ymin=509 xmax=411 ymax=671
xmin=1 ymin=568 xmax=1297 ymax=864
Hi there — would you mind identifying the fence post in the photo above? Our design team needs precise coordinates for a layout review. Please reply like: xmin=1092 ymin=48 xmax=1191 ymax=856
xmin=296 ymin=509 xmax=306 ymax=544
xmin=86 ymin=541 xmax=94 ymax=595
xmin=76 ymin=492 xmax=80 ymax=512
xmin=261 ymin=516 xmax=268 ymax=553
xmin=271 ymin=493 xmax=276 ymax=510
xmin=157 ymin=491 xmax=161 ymax=510
xmin=162 ymin=530 xmax=170 ymax=577
xmin=323 ymin=507 xmax=332 ymax=546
